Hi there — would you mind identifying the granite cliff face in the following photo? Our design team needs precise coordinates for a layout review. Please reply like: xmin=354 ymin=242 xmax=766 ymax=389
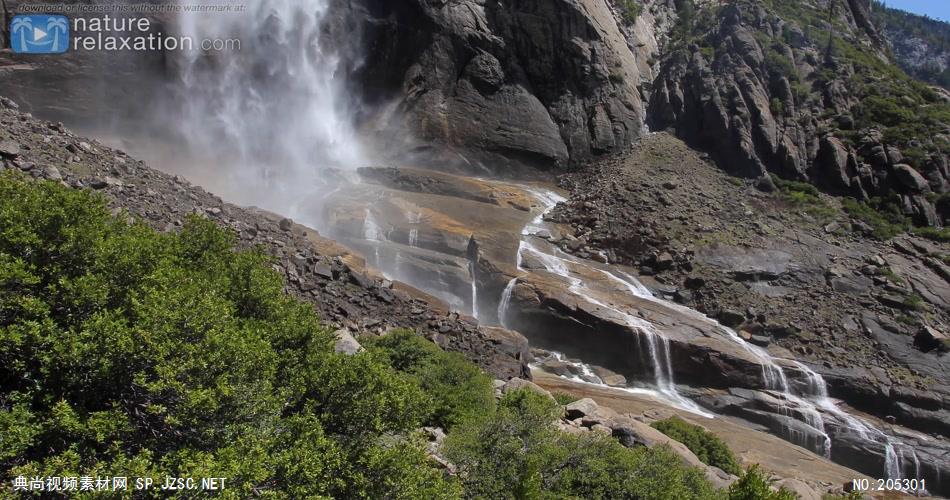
xmin=873 ymin=0 xmax=950 ymax=90
xmin=346 ymin=0 xmax=652 ymax=172
xmin=649 ymin=0 xmax=948 ymax=227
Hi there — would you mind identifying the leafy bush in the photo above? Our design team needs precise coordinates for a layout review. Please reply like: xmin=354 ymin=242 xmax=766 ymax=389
xmin=0 ymin=172 xmax=458 ymax=498
xmin=444 ymin=390 xmax=719 ymax=499
xmin=771 ymin=175 xmax=837 ymax=222
xmin=764 ymin=48 xmax=799 ymax=82
xmin=619 ymin=0 xmax=643 ymax=23
xmin=912 ymin=226 xmax=950 ymax=243
xmin=365 ymin=330 xmax=495 ymax=430
xmin=728 ymin=465 xmax=797 ymax=500
xmin=841 ymin=197 xmax=909 ymax=240
xmin=651 ymin=416 xmax=742 ymax=475
xmin=553 ymin=392 xmax=580 ymax=406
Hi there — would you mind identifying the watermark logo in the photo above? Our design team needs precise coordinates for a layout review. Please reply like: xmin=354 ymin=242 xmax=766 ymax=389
xmin=10 ymin=14 xmax=70 ymax=54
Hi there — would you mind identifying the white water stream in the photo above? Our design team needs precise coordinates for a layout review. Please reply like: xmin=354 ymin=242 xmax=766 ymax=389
xmin=510 ymin=186 xmax=917 ymax=483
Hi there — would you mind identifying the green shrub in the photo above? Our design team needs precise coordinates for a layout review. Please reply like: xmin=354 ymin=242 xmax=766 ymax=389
xmin=764 ymin=49 xmax=799 ymax=82
xmin=553 ymin=392 xmax=580 ymax=406
xmin=365 ymin=330 xmax=496 ymax=430
xmin=912 ymin=226 xmax=950 ymax=243
xmin=620 ymin=0 xmax=643 ymax=23
xmin=771 ymin=175 xmax=820 ymax=197
xmin=770 ymin=97 xmax=785 ymax=116
xmin=841 ymin=197 xmax=909 ymax=240
xmin=771 ymin=175 xmax=837 ymax=222
xmin=728 ymin=464 xmax=797 ymax=500
xmin=444 ymin=390 xmax=719 ymax=499
xmin=0 ymin=172 xmax=458 ymax=498
xmin=651 ymin=416 xmax=742 ymax=475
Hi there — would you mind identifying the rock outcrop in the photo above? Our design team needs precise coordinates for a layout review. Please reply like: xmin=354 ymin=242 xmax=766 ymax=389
xmin=347 ymin=0 xmax=649 ymax=172
xmin=647 ymin=0 xmax=948 ymax=226
xmin=873 ymin=2 xmax=950 ymax=90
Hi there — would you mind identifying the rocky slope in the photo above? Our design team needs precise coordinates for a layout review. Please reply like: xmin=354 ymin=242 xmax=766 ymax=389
xmin=545 ymin=132 xmax=949 ymax=492
xmin=873 ymin=0 xmax=950 ymax=89
xmin=550 ymin=133 xmax=949 ymax=429
xmin=648 ymin=0 xmax=948 ymax=227
xmin=0 ymin=96 xmax=530 ymax=381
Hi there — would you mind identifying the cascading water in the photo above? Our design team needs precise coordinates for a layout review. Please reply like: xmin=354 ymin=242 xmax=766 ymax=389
xmin=469 ymin=261 xmax=479 ymax=319
xmin=497 ymin=278 xmax=517 ymax=329
xmin=163 ymin=5 xmax=925 ymax=483
xmin=517 ymin=187 xmax=919 ymax=484
xmin=362 ymin=208 xmax=383 ymax=266
xmin=505 ymin=188 xmax=704 ymax=414
xmin=171 ymin=0 xmax=363 ymax=217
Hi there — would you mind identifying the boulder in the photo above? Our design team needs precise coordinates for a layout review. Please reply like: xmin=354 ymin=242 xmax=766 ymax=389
xmin=591 ymin=365 xmax=628 ymax=387
xmin=774 ymin=478 xmax=821 ymax=500
xmin=893 ymin=164 xmax=930 ymax=192
xmin=607 ymin=416 xmax=707 ymax=469
xmin=564 ymin=398 xmax=600 ymax=420
xmin=333 ymin=329 xmax=363 ymax=355
xmin=818 ymin=136 xmax=852 ymax=190
xmin=915 ymin=325 xmax=949 ymax=353
xmin=0 ymin=139 xmax=20 ymax=158
xmin=503 ymin=377 xmax=555 ymax=402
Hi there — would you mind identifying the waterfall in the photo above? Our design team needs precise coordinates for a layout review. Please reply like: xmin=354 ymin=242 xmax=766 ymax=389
xmin=469 ymin=261 xmax=479 ymax=319
xmin=498 ymin=278 xmax=517 ymax=328
xmin=511 ymin=191 xmax=703 ymax=414
xmin=171 ymin=0 xmax=363 ymax=213
xmin=518 ymin=186 xmax=919 ymax=481
xmin=407 ymin=211 xmax=421 ymax=247
xmin=362 ymin=208 xmax=383 ymax=265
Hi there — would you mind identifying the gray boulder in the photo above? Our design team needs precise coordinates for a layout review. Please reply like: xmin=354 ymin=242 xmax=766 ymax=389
xmin=333 ymin=329 xmax=363 ymax=355
xmin=893 ymin=164 xmax=931 ymax=192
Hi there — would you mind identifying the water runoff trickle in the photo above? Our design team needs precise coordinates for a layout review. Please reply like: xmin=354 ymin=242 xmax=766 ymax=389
xmin=498 ymin=188 xmax=707 ymax=415
xmin=509 ymin=187 xmax=919 ymax=483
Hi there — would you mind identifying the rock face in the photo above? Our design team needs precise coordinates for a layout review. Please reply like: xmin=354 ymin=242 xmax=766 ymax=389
xmin=874 ymin=2 xmax=950 ymax=90
xmin=647 ymin=0 xmax=948 ymax=226
xmin=347 ymin=0 xmax=648 ymax=172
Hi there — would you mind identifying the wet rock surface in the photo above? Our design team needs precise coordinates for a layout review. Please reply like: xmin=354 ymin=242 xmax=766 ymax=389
xmin=544 ymin=132 xmax=950 ymax=494
xmin=549 ymin=133 xmax=949 ymax=428
xmin=0 ymin=99 xmax=530 ymax=381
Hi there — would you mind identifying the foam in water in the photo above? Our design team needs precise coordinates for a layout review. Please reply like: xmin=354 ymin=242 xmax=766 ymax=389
xmin=406 ymin=211 xmax=421 ymax=247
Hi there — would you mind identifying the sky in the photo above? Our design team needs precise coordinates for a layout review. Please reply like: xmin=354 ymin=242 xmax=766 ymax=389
xmin=879 ymin=0 xmax=950 ymax=23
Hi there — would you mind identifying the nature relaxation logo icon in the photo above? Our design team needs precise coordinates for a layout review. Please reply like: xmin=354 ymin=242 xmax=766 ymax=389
xmin=10 ymin=14 xmax=70 ymax=54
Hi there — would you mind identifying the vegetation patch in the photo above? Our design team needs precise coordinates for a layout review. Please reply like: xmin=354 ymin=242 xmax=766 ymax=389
xmin=771 ymin=175 xmax=838 ymax=222
xmin=553 ymin=392 xmax=580 ymax=406
xmin=841 ymin=197 xmax=910 ymax=240
xmin=445 ymin=391 xmax=719 ymax=499
xmin=728 ymin=464 xmax=798 ymax=500
xmin=618 ymin=0 xmax=643 ymax=24
xmin=912 ymin=226 xmax=950 ymax=243
xmin=651 ymin=416 xmax=742 ymax=475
